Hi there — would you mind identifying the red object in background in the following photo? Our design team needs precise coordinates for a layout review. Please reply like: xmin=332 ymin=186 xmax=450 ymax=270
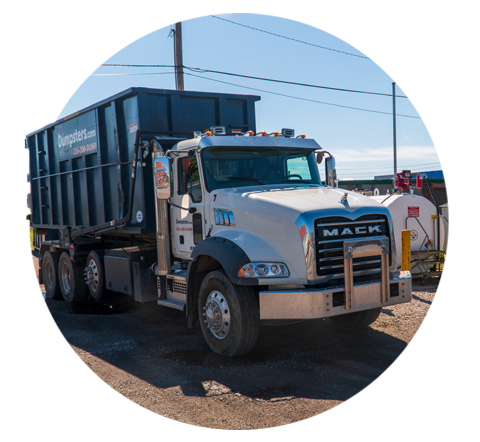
xmin=408 ymin=206 xmax=420 ymax=217
xmin=416 ymin=174 xmax=424 ymax=189
xmin=394 ymin=171 xmax=412 ymax=192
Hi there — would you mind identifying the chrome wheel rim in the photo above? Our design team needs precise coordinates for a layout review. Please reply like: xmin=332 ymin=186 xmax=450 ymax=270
xmin=85 ymin=258 xmax=99 ymax=293
xmin=204 ymin=290 xmax=231 ymax=340
xmin=60 ymin=261 xmax=72 ymax=293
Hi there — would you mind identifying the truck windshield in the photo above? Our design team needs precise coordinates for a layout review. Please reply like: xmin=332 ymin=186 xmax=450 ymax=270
xmin=202 ymin=146 xmax=321 ymax=192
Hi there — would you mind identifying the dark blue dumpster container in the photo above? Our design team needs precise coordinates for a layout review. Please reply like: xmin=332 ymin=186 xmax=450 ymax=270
xmin=26 ymin=87 xmax=260 ymax=238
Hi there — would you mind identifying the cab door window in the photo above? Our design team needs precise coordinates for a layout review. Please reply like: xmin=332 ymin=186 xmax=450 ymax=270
xmin=178 ymin=156 xmax=202 ymax=202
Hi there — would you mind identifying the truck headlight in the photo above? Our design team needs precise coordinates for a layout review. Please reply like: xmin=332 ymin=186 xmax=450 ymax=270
xmin=238 ymin=262 xmax=289 ymax=278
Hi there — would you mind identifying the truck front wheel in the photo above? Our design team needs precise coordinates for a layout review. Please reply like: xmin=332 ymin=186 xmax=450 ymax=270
xmin=58 ymin=252 xmax=88 ymax=304
xmin=198 ymin=270 xmax=259 ymax=357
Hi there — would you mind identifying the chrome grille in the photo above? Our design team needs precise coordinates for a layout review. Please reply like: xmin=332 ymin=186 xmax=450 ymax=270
xmin=315 ymin=215 xmax=390 ymax=286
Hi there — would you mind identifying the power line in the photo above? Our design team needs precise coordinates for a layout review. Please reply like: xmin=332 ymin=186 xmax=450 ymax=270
xmin=184 ymin=66 xmax=406 ymax=97
xmin=92 ymin=71 xmax=175 ymax=77
xmin=102 ymin=63 xmax=173 ymax=69
xmin=92 ymin=67 xmax=419 ymax=118
xmin=184 ymin=72 xmax=420 ymax=119
xmin=101 ymin=63 xmax=408 ymax=98
xmin=210 ymin=15 xmax=370 ymax=60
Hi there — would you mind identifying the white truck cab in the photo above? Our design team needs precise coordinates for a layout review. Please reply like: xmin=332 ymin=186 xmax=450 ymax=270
xmin=153 ymin=128 xmax=412 ymax=356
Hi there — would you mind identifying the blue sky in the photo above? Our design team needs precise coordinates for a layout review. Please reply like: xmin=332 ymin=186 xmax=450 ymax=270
xmin=60 ymin=13 xmax=438 ymax=181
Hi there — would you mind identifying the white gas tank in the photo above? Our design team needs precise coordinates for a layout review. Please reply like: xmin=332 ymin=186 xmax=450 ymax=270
xmin=370 ymin=193 xmax=446 ymax=271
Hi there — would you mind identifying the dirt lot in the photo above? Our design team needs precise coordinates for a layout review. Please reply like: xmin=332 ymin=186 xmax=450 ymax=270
xmin=37 ymin=257 xmax=436 ymax=430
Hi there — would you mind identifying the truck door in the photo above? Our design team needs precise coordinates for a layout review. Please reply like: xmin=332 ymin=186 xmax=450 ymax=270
xmin=170 ymin=154 xmax=204 ymax=257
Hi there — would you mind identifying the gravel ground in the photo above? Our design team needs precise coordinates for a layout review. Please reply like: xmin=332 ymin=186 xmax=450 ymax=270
xmin=37 ymin=254 xmax=436 ymax=430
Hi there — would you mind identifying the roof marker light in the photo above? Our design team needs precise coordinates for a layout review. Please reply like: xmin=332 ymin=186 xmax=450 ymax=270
xmin=281 ymin=128 xmax=295 ymax=138
xmin=210 ymin=126 xmax=226 ymax=135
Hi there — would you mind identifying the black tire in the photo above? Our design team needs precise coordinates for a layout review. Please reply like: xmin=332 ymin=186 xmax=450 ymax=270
xmin=198 ymin=270 xmax=259 ymax=357
xmin=329 ymin=307 xmax=382 ymax=329
xmin=58 ymin=252 xmax=88 ymax=304
xmin=85 ymin=250 xmax=106 ymax=301
xmin=42 ymin=250 xmax=61 ymax=299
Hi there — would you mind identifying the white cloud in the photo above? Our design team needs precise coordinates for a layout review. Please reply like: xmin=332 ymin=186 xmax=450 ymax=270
xmin=331 ymin=145 xmax=442 ymax=180
xmin=333 ymin=145 xmax=439 ymax=163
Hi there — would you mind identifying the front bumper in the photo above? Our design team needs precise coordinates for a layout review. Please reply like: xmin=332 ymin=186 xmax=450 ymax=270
xmin=259 ymin=270 xmax=412 ymax=320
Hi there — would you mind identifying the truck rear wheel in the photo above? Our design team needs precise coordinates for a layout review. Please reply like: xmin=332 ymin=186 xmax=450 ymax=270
xmin=42 ymin=250 xmax=61 ymax=299
xmin=58 ymin=252 xmax=88 ymax=304
xmin=198 ymin=270 xmax=259 ymax=357
xmin=329 ymin=307 xmax=382 ymax=329
xmin=85 ymin=250 xmax=106 ymax=301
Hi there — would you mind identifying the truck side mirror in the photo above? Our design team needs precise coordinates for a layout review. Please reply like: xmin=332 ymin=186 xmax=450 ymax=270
xmin=316 ymin=151 xmax=324 ymax=164
xmin=325 ymin=156 xmax=337 ymax=187
xmin=154 ymin=156 xmax=172 ymax=199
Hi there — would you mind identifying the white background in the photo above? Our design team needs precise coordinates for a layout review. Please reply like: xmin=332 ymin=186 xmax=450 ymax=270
xmin=1 ymin=1 xmax=478 ymax=440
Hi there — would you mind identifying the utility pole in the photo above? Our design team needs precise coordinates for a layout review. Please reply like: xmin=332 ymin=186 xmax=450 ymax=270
xmin=392 ymin=82 xmax=397 ymax=176
xmin=174 ymin=22 xmax=185 ymax=90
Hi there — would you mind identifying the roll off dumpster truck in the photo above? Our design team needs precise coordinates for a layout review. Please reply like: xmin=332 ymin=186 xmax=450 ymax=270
xmin=27 ymin=87 xmax=412 ymax=356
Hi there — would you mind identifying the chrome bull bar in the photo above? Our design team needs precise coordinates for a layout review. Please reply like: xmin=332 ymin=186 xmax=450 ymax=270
xmin=259 ymin=237 xmax=412 ymax=320
xmin=343 ymin=237 xmax=390 ymax=310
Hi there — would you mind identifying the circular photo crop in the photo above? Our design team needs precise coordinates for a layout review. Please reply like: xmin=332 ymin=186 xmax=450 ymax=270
xmin=26 ymin=13 xmax=446 ymax=430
